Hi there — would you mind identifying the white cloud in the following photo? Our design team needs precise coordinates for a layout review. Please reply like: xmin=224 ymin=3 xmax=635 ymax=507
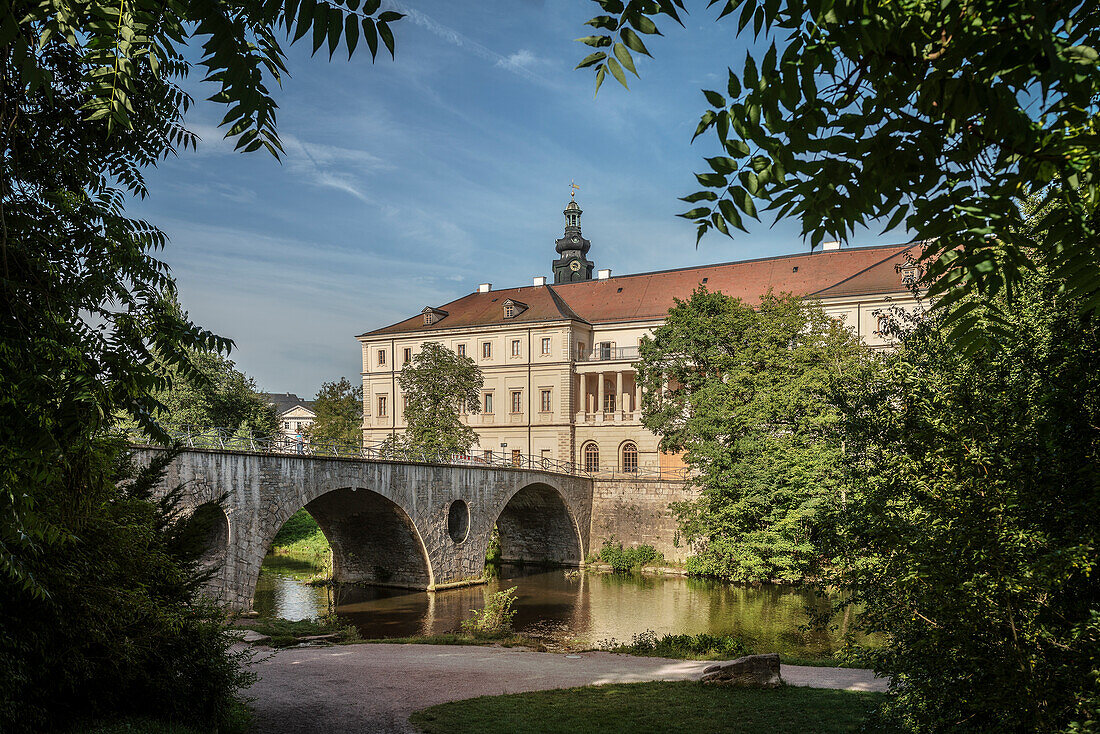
xmin=497 ymin=49 xmax=539 ymax=71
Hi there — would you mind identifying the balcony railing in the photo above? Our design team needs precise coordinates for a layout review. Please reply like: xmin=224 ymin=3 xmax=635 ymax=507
xmin=576 ymin=346 xmax=639 ymax=362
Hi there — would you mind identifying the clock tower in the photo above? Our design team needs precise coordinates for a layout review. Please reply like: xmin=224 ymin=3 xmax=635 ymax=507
xmin=552 ymin=194 xmax=594 ymax=284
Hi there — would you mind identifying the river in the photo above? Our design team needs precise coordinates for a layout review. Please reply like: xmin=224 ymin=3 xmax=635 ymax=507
xmin=255 ymin=554 xmax=867 ymax=659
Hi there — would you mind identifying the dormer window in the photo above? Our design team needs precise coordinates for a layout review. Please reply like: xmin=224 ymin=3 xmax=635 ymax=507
xmin=502 ymin=299 xmax=527 ymax=319
xmin=421 ymin=306 xmax=448 ymax=326
xmin=901 ymin=265 xmax=920 ymax=285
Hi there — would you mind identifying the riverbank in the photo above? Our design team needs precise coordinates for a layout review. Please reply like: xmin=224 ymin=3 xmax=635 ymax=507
xmin=244 ymin=641 xmax=886 ymax=734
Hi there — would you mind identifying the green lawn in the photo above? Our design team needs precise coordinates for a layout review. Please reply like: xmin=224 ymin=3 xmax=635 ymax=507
xmin=270 ymin=509 xmax=331 ymax=557
xmin=410 ymin=681 xmax=889 ymax=734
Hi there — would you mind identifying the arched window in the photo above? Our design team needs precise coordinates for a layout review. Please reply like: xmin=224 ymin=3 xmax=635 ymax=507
xmin=583 ymin=442 xmax=600 ymax=473
xmin=621 ymin=442 xmax=638 ymax=473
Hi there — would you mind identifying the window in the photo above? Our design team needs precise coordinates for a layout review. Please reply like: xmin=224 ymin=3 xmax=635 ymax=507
xmin=377 ymin=396 xmax=387 ymax=417
xmin=599 ymin=341 xmax=611 ymax=360
xmin=403 ymin=347 xmax=411 ymax=364
xmin=577 ymin=342 xmax=585 ymax=360
xmin=541 ymin=337 xmax=551 ymax=355
xmin=483 ymin=450 xmax=493 ymax=461
xmin=504 ymin=303 xmax=515 ymax=318
xmin=604 ymin=390 xmax=616 ymax=413
xmin=540 ymin=389 xmax=552 ymax=412
xmin=295 ymin=422 xmax=302 ymax=431
xmin=511 ymin=391 xmax=522 ymax=414
xmin=424 ymin=311 xmax=434 ymax=325
xmin=540 ymin=449 xmax=551 ymax=468
xmin=877 ymin=316 xmax=889 ymax=334
xmin=511 ymin=339 xmax=521 ymax=357
xmin=621 ymin=442 xmax=638 ymax=473
xmin=402 ymin=395 xmax=409 ymax=413
xmin=583 ymin=442 xmax=600 ymax=473
xmin=483 ymin=392 xmax=494 ymax=413
xmin=511 ymin=449 xmax=522 ymax=467
xmin=378 ymin=349 xmax=386 ymax=366
xmin=482 ymin=342 xmax=492 ymax=359
xmin=457 ymin=343 xmax=466 ymax=357
xmin=283 ymin=421 xmax=290 ymax=429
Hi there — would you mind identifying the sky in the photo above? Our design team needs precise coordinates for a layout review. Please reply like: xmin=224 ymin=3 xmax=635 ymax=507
xmin=134 ymin=0 xmax=909 ymax=397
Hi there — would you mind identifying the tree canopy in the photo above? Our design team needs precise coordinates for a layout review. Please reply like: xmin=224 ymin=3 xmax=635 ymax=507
xmin=396 ymin=342 xmax=483 ymax=457
xmin=307 ymin=377 xmax=363 ymax=447
xmin=636 ymin=288 xmax=870 ymax=582
xmin=578 ymin=0 xmax=1100 ymax=345
xmin=831 ymin=262 xmax=1100 ymax=731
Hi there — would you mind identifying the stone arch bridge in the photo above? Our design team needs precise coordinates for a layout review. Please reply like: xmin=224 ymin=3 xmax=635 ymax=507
xmin=133 ymin=447 xmax=593 ymax=611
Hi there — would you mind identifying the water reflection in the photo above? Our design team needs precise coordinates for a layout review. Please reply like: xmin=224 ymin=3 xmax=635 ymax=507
xmin=253 ymin=556 xmax=865 ymax=658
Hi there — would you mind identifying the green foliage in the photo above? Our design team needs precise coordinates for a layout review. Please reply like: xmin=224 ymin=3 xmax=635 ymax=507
xmin=307 ymin=377 xmax=364 ymax=447
xmin=461 ymin=586 xmax=519 ymax=636
xmin=637 ymin=289 xmax=870 ymax=583
xmin=485 ymin=526 xmax=502 ymax=565
xmin=234 ymin=614 xmax=358 ymax=647
xmin=600 ymin=629 xmax=750 ymax=659
xmin=596 ymin=538 xmax=663 ymax=573
xmin=578 ymin=0 xmax=1100 ymax=350
xmin=270 ymin=509 xmax=331 ymax=559
xmin=0 ymin=445 xmax=254 ymax=733
xmin=831 ymin=264 xmax=1100 ymax=731
xmin=411 ymin=682 xmax=890 ymax=734
xmin=397 ymin=342 xmax=484 ymax=456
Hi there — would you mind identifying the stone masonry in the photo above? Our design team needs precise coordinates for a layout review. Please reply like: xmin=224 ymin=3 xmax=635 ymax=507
xmin=589 ymin=478 xmax=697 ymax=563
xmin=133 ymin=447 xmax=592 ymax=611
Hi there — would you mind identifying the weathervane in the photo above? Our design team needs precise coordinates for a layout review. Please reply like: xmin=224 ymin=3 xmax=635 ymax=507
xmin=570 ymin=180 xmax=580 ymax=199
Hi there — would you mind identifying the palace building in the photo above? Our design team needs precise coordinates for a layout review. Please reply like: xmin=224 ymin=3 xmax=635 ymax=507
xmin=356 ymin=195 xmax=920 ymax=474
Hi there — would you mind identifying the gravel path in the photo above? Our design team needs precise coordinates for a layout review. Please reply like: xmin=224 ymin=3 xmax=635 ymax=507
xmin=246 ymin=643 xmax=886 ymax=734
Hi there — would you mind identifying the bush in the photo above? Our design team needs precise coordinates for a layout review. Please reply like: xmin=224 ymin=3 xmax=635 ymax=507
xmin=485 ymin=526 xmax=502 ymax=565
xmin=600 ymin=630 xmax=751 ymax=659
xmin=270 ymin=509 xmax=331 ymax=558
xmin=461 ymin=587 xmax=519 ymax=636
xmin=0 ymin=445 xmax=253 ymax=733
xmin=597 ymin=538 xmax=664 ymax=573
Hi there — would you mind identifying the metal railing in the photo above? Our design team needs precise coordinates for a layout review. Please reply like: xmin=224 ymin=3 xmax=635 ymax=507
xmin=120 ymin=426 xmax=589 ymax=477
xmin=576 ymin=346 xmax=640 ymax=362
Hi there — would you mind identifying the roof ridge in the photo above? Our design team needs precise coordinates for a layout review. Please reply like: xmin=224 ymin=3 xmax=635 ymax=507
xmin=545 ymin=284 xmax=589 ymax=324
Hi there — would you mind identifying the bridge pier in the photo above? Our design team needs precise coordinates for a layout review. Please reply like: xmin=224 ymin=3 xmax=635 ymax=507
xmin=133 ymin=447 xmax=592 ymax=610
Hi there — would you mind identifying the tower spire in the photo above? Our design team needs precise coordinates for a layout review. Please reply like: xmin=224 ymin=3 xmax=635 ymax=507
xmin=552 ymin=186 xmax=594 ymax=284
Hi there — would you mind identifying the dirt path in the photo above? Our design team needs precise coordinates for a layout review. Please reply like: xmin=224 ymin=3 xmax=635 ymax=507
xmin=245 ymin=643 xmax=886 ymax=734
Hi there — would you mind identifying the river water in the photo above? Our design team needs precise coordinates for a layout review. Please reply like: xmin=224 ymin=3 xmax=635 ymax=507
xmin=255 ymin=555 xmax=865 ymax=658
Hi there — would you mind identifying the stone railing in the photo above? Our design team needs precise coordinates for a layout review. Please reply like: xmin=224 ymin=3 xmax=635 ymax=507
xmin=576 ymin=346 xmax=640 ymax=362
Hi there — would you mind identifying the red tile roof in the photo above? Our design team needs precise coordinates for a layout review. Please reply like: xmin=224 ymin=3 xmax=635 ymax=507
xmin=358 ymin=243 xmax=918 ymax=338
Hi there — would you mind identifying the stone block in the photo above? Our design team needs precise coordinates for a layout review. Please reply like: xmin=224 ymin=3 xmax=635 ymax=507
xmin=700 ymin=653 xmax=782 ymax=687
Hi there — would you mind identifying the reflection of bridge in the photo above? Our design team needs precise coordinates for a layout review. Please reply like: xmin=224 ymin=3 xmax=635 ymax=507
xmin=132 ymin=446 xmax=593 ymax=611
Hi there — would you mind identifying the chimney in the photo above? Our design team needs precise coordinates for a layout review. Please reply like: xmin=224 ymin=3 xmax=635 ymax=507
xmin=533 ymin=276 xmax=546 ymax=286
xmin=477 ymin=283 xmax=492 ymax=293
xmin=822 ymin=241 xmax=841 ymax=251
xmin=597 ymin=269 xmax=612 ymax=280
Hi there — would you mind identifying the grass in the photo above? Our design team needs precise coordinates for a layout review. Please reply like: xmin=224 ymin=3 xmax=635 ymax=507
xmin=233 ymin=615 xmax=359 ymax=647
xmin=409 ymin=681 xmax=890 ymax=734
xmin=597 ymin=630 xmax=751 ymax=660
xmin=270 ymin=509 xmax=331 ymax=558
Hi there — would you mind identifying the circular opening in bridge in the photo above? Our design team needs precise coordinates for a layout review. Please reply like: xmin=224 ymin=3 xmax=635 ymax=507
xmin=187 ymin=502 xmax=230 ymax=567
xmin=447 ymin=500 xmax=470 ymax=544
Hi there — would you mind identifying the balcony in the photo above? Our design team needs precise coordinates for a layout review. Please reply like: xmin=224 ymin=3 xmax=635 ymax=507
xmin=576 ymin=346 xmax=639 ymax=362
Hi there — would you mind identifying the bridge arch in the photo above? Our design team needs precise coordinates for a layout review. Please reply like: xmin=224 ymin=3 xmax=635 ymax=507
xmin=491 ymin=482 xmax=583 ymax=566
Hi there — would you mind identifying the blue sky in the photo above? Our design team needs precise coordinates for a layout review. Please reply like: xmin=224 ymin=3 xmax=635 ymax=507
xmin=136 ymin=0 xmax=908 ymax=396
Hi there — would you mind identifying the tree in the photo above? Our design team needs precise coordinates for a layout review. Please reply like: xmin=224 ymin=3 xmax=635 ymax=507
xmin=578 ymin=1 xmax=1100 ymax=346
xmin=397 ymin=342 xmax=483 ymax=457
xmin=153 ymin=348 xmax=278 ymax=436
xmin=307 ymin=377 xmax=363 ymax=447
xmin=1 ymin=3 xmax=406 ymax=729
xmin=2 ymin=0 xmax=405 ymax=590
xmin=831 ymin=265 xmax=1100 ymax=732
xmin=636 ymin=288 xmax=870 ymax=582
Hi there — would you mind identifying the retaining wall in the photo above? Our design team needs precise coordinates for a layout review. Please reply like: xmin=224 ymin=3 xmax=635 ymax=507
xmin=589 ymin=478 xmax=697 ymax=562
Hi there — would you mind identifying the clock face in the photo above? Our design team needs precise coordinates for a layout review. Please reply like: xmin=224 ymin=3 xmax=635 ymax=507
xmin=569 ymin=260 xmax=582 ymax=272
